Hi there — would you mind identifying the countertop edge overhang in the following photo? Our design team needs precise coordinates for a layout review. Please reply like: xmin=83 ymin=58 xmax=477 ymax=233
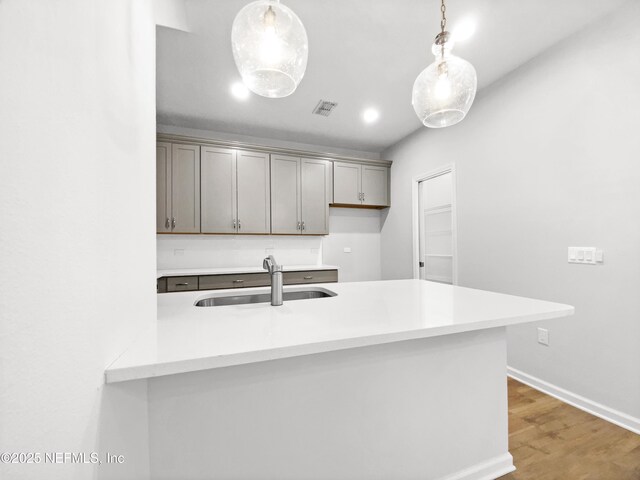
xmin=105 ymin=279 xmax=574 ymax=384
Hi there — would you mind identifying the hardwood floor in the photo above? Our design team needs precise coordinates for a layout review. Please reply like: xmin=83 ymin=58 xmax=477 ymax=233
xmin=502 ymin=378 xmax=640 ymax=480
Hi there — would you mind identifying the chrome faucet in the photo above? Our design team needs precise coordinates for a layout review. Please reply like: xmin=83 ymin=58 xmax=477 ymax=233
xmin=263 ymin=255 xmax=283 ymax=306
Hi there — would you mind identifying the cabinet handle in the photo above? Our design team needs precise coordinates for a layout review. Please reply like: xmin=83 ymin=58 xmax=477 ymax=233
xmin=362 ymin=192 xmax=365 ymax=202
xmin=297 ymin=221 xmax=301 ymax=230
xmin=304 ymin=276 xmax=313 ymax=280
xmin=175 ymin=282 xmax=189 ymax=286
xmin=301 ymin=221 xmax=305 ymax=230
xmin=238 ymin=220 xmax=241 ymax=230
xmin=233 ymin=219 xmax=236 ymax=230
xmin=165 ymin=218 xmax=170 ymax=230
xmin=232 ymin=279 xmax=244 ymax=283
xmin=171 ymin=217 xmax=176 ymax=229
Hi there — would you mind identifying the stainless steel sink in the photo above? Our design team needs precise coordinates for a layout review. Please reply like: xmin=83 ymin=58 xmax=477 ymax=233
xmin=195 ymin=287 xmax=337 ymax=307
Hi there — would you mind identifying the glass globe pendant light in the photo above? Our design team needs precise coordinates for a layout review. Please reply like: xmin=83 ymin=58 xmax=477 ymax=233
xmin=231 ymin=0 xmax=308 ymax=98
xmin=412 ymin=0 xmax=477 ymax=128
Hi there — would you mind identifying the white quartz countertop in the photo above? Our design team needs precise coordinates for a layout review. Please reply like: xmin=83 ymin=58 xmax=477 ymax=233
xmin=157 ymin=264 xmax=338 ymax=279
xmin=106 ymin=279 xmax=574 ymax=383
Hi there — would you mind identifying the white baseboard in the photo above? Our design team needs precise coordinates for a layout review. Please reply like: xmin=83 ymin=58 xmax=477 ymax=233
xmin=437 ymin=453 xmax=515 ymax=480
xmin=507 ymin=366 xmax=640 ymax=436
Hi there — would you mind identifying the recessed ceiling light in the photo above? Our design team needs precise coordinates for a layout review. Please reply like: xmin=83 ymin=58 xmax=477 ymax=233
xmin=452 ymin=18 xmax=476 ymax=42
xmin=231 ymin=82 xmax=250 ymax=100
xmin=362 ymin=108 xmax=380 ymax=124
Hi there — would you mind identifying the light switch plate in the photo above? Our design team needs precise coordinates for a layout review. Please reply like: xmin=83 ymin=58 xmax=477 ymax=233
xmin=343 ymin=247 xmax=352 ymax=253
xmin=568 ymin=247 xmax=602 ymax=265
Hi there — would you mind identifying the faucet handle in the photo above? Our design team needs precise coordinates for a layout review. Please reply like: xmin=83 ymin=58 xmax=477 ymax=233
xmin=263 ymin=255 xmax=278 ymax=273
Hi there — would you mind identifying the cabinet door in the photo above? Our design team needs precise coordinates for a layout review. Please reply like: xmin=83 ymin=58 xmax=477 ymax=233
xmin=271 ymin=155 xmax=300 ymax=234
xmin=171 ymin=144 xmax=200 ymax=233
xmin=156 ymin=142 xmax=172 ymax=233
xmin=201 ymin=147 xmax=237 ymax=234
xmin=362 ymin=165 xmax=389 ymax=206
xmin=333 ymin=162 xmax=362 ymax=205
xmin=301 ymin=158 xmax=330 ymax=234
xmin=236 ymin=150 xmax=271 ymax=234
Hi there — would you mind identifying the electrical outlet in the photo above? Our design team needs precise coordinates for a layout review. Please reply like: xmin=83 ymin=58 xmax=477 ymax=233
xmin=343 ymin=247 xmax=352 ymax=253
xmin=537 ymin=327 xmax=549 ymax=346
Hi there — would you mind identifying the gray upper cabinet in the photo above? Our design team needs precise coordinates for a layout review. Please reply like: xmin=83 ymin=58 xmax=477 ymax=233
xmin=270 ymin=155 xmax=331 ymax=235
xmin=361 ymin=165 xmax=389 ymax=206
xmin=271 ymin=155 xmax=300 ymax=234
xmin=200 ymin=147 xmax=270 ymax=234
xmin=333 ymin=162 xmax=362 ymax=205
xmin=237 ymin=150 xmax=271 ymax=234
xmin=333 ymin=161 xmax=389 ymax=208
xmin=156 ymin=142 xmax=200 ymax=233
xmin=156 ymin=142 xmax=171 ymax=232
xmin=300 ymin=158 xmax=331 ymax=234
xmin=156 ymin=135 xmax=390 ymax=235
xmin=171 ymin=144 xmax=201 ymax=233
xmin=201 ymin=146 xmax=236 ymax=234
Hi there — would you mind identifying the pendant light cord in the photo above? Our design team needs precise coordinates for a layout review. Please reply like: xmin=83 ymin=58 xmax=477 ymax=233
xmin=440 ymin=0 xmax=447 ymax=59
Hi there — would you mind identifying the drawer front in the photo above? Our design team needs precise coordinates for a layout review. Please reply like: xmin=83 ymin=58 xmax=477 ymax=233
xmin=167 ymin=276 xmax=199 ymax=292
xmin=198 ymin=273 xmax=270 ymax=291
xmin=283 ymin=270 xmax=338 ymax=285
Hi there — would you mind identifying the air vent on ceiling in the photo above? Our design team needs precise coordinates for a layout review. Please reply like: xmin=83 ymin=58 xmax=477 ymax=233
xmin=312 ymin=100 xmax=338 ymax=117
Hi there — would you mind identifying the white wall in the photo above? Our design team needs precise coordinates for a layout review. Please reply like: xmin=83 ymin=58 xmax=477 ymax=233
xmin=382 ymin=2 xmax=640 ymax=424
xmin=324 ymin=208 xmax=382 ymax=282
xmin=0 ymin=1 xmax=157 ymax=478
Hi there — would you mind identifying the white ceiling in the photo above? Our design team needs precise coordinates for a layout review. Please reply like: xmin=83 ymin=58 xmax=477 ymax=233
xmin=157 ymin=0 xmax=625 ymax=153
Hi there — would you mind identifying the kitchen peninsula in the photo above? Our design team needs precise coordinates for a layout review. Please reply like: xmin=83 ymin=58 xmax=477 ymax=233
xmin=107 ymin=279 xmax=573 ymax=480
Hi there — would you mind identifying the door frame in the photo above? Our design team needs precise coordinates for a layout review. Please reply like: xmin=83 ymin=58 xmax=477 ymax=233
xmin=411 ymin=164 xmax=458 ymax=284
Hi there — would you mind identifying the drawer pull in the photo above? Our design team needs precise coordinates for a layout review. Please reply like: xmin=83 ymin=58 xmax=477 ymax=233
xmin=304 ymin=276 xmax=313 ymax=280
xmin=232 ymin=279 xmax=244 ymax=283
xmin=175 ymin=283 xmax=189 ymax=286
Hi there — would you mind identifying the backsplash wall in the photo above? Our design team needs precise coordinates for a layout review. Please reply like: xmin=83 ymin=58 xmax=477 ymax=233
xmin=157 ymin=234 xmax=322 ymax=270
xmin=157 ymin=209 xmax=383 ymax=282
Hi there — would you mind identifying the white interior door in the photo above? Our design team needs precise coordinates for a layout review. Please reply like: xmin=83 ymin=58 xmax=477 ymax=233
xmin=418 ymin=171 xmax=455 ymax=284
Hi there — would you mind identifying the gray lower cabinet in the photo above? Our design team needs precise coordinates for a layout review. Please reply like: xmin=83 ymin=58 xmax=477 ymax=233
xmin=156 ymin=142 xmax=201 ymax=233
xmin=333 ymin=161 xmax=389 ymax=208
xmin=166 ymin=276 xmax=198 ymax=292
xmin=198 ymin=273 xmax=269 ymax=290
xmin=270 ymin=155 xmax=331 ymax=235
xmin=283 ymin=269 xmax=337 ymax=285
xmin=158 ymin=269 xmax=338 ymax=293
xmin=200 ymin=147 xmax=271 ymax=234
